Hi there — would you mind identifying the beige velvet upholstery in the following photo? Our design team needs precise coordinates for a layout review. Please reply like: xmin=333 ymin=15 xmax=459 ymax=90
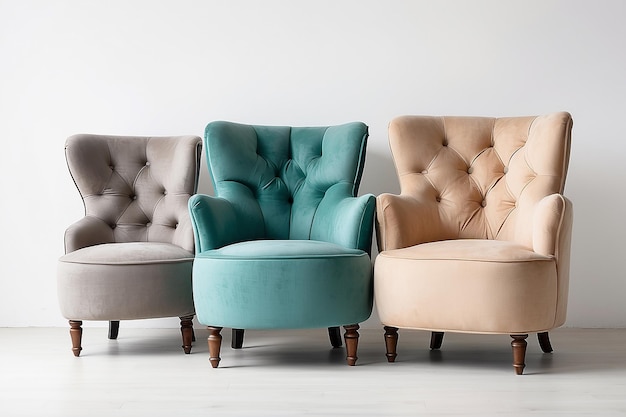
xmin=57 ymin=134 xmax=202 ymax=356
xmin=374 ymin=112 xmax=573 ymax=374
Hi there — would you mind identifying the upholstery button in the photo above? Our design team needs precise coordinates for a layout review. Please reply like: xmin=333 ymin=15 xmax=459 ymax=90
xmin=132 ymin=195 xmax=137 ymax=200
xmin=163 ymin=190 xmax=167 ymax=195
xmin=111 ymin=224 xmax=116 ymax=229
xmin=109 ymin=165 xmax=114 ymax=170
xmin=481 ymin=200 xmax=487 ymax=207
xmin=467 ymin=167 xmax=473 ymax=174
xmin=421 ymin=170 xmax=428 ymax=175
xmin=442 ymin=139 xmax=448 ymax=146
xmin=436 ymin=196 xmax=442 ymax=202
xmin=146 ymin=222 xmax=151 ymax=227
xmin=145 ymin=161 xmax=150 ymax=166
xmin=503 ymin=166 xmax=508 ymax=174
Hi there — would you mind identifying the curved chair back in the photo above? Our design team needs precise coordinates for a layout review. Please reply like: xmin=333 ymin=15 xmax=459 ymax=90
xmin=384 ymin=112 xmax=572 ymax=249
xmin=204 ymin=121 xmax=371 ymax=251
xmin=64 ymin=134 xmax=202 ymax=253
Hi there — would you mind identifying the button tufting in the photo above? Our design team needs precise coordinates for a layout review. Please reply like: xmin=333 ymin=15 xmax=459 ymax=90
xmin=132 ymin=195 xmax=137 ymax=200
xmin=436 ymin=196 xmax=442 ymax=202
xmin=442 ymin=139 xmax=448 ymax=146
xmin=163 ymin=190 xmax=167 ymax=195
xmin=146 ymin=222 xmax=151 ymax=227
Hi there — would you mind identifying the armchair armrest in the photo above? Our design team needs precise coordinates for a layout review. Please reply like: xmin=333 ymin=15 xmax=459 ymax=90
xmin=311 ymin=184 xmax=376 ymax=253
xmin=532 ymin=194 xmax=573 ymax=257
xmin=188 ymin=194 xmax=260 ymax=254
xmin=375 ymin=193 xmax=444 ymax=252
xmin=63 ymin=216 xmax=114 ymax=253
xmin=532 ymin=194 xmax=573 ymax=326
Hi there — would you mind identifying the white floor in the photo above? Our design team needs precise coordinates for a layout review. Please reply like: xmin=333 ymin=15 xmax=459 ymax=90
xmin=0 ymin=327 xmax=625 ymax=416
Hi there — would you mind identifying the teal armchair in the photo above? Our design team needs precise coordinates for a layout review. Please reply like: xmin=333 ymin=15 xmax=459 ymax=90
xmin=189 ymin=121 xmax=376 ymax=367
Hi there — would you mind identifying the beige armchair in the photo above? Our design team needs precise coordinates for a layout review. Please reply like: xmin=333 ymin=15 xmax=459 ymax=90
xmin=57 ymin=134 xmax=202 ymax=356
xmin=374 ymin=112 xmax=573 ymax=374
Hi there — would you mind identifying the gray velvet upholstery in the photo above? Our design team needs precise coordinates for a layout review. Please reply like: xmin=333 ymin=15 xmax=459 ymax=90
xmin=57 ymin=134 xmax=202 ymax=356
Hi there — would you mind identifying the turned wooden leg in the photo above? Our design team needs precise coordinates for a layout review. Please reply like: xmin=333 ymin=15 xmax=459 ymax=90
xmin=69 ymin=320 xmax=83 ymax=357
xmin=430 ymin=331 xmax=444 ymax=350
xmin=108 ymin=321 xmax=120 ymax=340
xmin=343 ymin=324 xmax=360 ymax=366
xmin=328 ymin=326 xmax=342 ymax=348
xmin=384 ymin=326 xmax=398 ymax=363
xmin=537 ymin=332 xmax=553 ymax=353
xmin=180 ymin=315 xmax=194 ymax=354
xmin=231 ymin=329 xmax=244 ymax=349
xmin=208 ymin=326 xmax=223 ymax=368
xmin=511 ymin=334 xmax=529 ymax=375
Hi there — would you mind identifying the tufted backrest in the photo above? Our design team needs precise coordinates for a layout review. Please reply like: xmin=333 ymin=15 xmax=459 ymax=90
xmin=65 ymin=134 xmax=202 ymax=252
xmin=388 ymin=112 xmax=572 ymax=248
xmin=205 ymin=121 xmax=368 ymax=241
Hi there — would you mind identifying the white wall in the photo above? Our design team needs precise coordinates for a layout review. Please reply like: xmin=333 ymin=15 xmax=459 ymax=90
xmin=1 ymin=0 xmax=624 ymax=328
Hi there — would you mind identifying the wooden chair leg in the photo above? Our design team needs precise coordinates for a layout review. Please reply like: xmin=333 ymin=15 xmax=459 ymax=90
xmin=231 ymin=329 xmax=244 ymax=349
xmin=108 ymin=321 xmax=120 ymax=340
xmin=208 ymin=326 xmax=223 ymax=368
xmin=511 ymin=334 xmax=529 ymax=375
xmin=430 ymin=331 xmax=444 ymax=350
xmin=180 ymin=315 xmax=194 ymax=354
xmin=343 ymin=324 xmax=360 ymax=366
xmin=69 ymin=320 xmax=83 ymax=357
xmin=328 ymin=326 xmax=342 ymax=348
xmin=537 ymin=332 xmax=553 ymax=353
xmin=384 ymin=326 xmax=398 ymax=363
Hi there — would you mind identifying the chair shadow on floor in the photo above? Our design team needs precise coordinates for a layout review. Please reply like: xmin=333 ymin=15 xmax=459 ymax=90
xmin=72 ymin=327 xmax=626 ymax=376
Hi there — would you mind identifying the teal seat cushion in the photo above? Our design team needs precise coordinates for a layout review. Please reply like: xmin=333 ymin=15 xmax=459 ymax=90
xmin=193 ymin=240 xmax=373 ymax=329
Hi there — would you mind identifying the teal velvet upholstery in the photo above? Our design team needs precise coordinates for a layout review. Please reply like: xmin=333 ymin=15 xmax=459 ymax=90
xmin=189 ymin=121 xmax=376 ymax=366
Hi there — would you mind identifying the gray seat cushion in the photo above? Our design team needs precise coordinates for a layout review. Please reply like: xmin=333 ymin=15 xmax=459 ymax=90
xmin=58 ymin=242 xmax=195 ymax=321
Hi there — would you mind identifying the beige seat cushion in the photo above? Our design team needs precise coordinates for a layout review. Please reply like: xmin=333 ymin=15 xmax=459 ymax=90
xmin=375 ymin=239 xmax=558 ymax=334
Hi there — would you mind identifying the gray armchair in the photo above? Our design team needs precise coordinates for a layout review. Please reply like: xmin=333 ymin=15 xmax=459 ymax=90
xmin=57 ymin=134 xmax=202 ymax=356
